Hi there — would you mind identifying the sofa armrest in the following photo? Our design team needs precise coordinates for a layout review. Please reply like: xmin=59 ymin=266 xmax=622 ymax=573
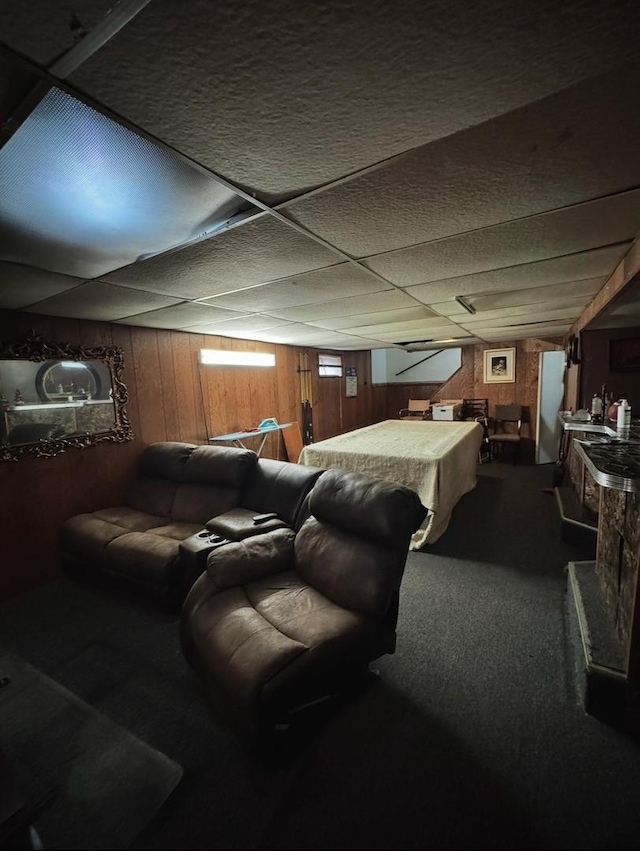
xmin=205 ymin=527 xmax=296 ymax=593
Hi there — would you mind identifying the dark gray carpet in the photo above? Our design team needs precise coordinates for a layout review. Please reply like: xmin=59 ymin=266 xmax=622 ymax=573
xmin=2 ymin=462 xmax=640 ymax=849
xmin=0 ymin=648 xmax=182 ymax=850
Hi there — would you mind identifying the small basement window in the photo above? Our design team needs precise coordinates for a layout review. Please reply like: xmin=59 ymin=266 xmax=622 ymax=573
xmin=318 ymin=353 xmax=343 ymax=377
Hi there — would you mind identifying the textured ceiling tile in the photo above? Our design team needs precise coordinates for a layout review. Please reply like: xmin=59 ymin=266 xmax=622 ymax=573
xmin=449 ymin=295 xmax=592 ymax=324
xmin=0 ymin=1 xmax=115 ymax=65
xmin=201 ymin=264 xmax=388 ymax=312
xmin=103 ymin=216 xmax=339 ymax=299
xmin=432 ymin=277 xmax=607 ymax=317
xmin=462 ymin=305 xmax=584 ymax=330
xmin=403 ymin=246 xmax=626 ymax=305
xmin=68 ymin=1 xmax=640 ymax=199
xmin=467 ymin=281 xmax=604 ymax=312
xmin=480 ymin=323 xmax=571 ymax=341
xmin=284 ymin=65 xmax=640 ymax=256
xmin=338 ymin=340 xmax=391 ymax=350
xmin=21 ymin=280 xmax=181 ymax=319
xmin=342 ymin=316 xmax=463 ymax=336
xmin=0 ymin=262 xmax=84 ymax=309
xmin=263 ymin=289 xmax=418 ymax=321
xmin=114 ymin=302 xmax=244 ymax=329
xmin=248 ymin=326 xmax=381 ymax=349
xmin=373 ymin=324 xmax=466 ymax=343
xmin=307 ymin=306 xmax=435 ymax=331
xmin=363 ymin=190 xmax=640 ymax=285
xmin=180 ymin=315 xmax=293 ymax=334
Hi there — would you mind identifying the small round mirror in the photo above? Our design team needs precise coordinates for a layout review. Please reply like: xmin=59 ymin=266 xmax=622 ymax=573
xmin=35 ymin=360 xmax=102 ymax=403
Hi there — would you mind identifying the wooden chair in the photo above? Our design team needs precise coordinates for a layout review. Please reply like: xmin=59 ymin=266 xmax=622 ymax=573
xmin=399 ymin=399 xmax=431 ymax=420
xmin=488 ymin=404 xmax=523 ymax=464
xmin=462 ymin=398 xmax=490 ymax=463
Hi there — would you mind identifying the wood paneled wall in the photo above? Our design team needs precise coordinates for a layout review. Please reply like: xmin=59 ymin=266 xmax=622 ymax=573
xmin=0 ymin=311 xmax=376 ymax=601
xmin=377 ymin=382 xmax=444 ymax=420
xmin=0 ymin=310 xmax=563 ymax=601
xmin=434 ymin=337 xmax=564 ymax=460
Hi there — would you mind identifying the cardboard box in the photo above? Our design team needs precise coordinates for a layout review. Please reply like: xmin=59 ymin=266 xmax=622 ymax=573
xmin=432 ymin=403 xmax=463 ymax=421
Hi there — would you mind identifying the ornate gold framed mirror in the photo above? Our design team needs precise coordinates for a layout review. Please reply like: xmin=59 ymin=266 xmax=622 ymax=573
xmin=0 ymin=331 xmax=133 ymax=461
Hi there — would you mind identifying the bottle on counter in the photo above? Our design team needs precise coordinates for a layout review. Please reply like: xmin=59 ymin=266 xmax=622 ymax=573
xmin=591 ymin=392 xmax=603 ymax=423
xmin=617 ymin=399 xmax=632 ymax=430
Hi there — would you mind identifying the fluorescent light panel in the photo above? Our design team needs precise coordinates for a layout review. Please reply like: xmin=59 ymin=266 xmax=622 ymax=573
xmin=199 ymin=349 xmax=275 ymax=367
xmin=0 ymin=87 xmax=259 ymax=278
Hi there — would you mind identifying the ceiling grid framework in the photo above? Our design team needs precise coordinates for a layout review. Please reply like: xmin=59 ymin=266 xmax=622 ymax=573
xmin=2 ymin=1 xmax=640 ymax=349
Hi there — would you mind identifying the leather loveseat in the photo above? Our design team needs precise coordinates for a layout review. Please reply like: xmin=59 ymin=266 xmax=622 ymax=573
xmin=61 ymin=441 xmax=321 ymax=612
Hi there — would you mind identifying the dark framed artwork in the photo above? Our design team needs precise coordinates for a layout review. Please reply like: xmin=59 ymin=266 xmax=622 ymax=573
xmin=610 ymin=337 xmax=640 ymax=372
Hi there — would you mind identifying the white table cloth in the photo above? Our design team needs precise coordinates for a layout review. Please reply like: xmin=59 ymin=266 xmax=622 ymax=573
xmin=299 ymin=419 xmax=483 ymax=549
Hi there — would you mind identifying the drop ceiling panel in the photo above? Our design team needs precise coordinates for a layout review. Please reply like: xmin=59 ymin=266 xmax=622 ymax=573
xmin=0 ymin=261 xmax=84 ymax=309
xmin=372 ymin=324 xmax=468 ymax=343
xmin=341 ymin=316 xmax=466 ymax=336
xmin=264 ymin=289 xmax=419 ymax=322
xmin=0 ymin=1 xmax=115 ymax=65
xmin=0 ymin=86 xmax=257 ymax=279
xmin=308 ymin=306 xmax=435 ymax=331
xmin=464 ymin=279 xmax=606 ymax=313
xmin=480 ymin=323 xmax=571 ymax=341
xmin=284 ymin=64 xmax=640 ymax=256
xmin=403 ymin=246 xmax=627 ymax=305
xmin=21 ymin=280 xmax=182 ymax=319
xmin=400 ymin=337 xmax=483 ymax=351
xmin=115 ymin=302 xmax=245 ymax=329
xmin=462 ymin=305 xmax=584 ymax=330
xmin=363 ymin=189 xmax=640 ymax=286
xmin=431 ymin=276 xmax=607 ymax=317
xmin=103 ymin=216 xmax=339 ymax=299
xmin=200 ymin=264 xmax=388 ymax=312
xmin=443 ymin=295 xmax=591 ymax=324
xmin=180 ymin=315 xmax=293 ymax=334
xmin=67 ymin=1 xmax=640 ymax=200
xmin=249 ymin=325 xmax=376 ymax=347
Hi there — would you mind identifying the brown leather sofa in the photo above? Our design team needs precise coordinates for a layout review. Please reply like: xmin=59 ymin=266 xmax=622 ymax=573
xmin=62 ymin=441 xmax=322 ymax=612
xmin=180 ymin=468 xmax=427 ymax=743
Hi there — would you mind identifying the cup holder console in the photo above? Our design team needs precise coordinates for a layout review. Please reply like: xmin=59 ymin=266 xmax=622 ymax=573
xmin=195 ymin=530 xmax=229 ymax=546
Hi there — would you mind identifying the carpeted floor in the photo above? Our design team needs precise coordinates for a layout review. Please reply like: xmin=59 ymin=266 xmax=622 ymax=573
xmin=2 ymin=462 xmax=640 ymax=849
xmin=0 ymin=649 xmax=182 ymax=850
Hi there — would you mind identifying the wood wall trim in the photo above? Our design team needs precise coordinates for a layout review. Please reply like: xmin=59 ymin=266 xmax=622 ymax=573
xmin=570 ymin=239 xmax=640 ymax=336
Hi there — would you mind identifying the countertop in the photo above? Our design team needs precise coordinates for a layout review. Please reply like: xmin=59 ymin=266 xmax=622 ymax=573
xmin=560 ymin=414 xmax=640 ymax=493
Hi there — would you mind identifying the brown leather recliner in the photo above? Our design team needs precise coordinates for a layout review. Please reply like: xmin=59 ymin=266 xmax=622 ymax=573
xmin=180 ymin=468 xmax=427 ymax=741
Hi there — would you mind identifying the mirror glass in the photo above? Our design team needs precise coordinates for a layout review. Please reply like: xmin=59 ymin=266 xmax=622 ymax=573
xmin=0 ymin=333 xmax=132 ymax=460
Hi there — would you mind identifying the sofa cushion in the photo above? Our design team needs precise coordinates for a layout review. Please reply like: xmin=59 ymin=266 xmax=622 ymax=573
xmin=139 ymin=442 xmax=196 ymax=479
xmin=171 ymin=483 xmax=242 ymax=524
xmin=105 ymin=532 xmax=182 ymax=586
xmin=239 ymin=459 xmax=324 ymax=525
xmin=184 ymin=569 xmax=379 ymax=733
xmin=62 ymin=514 xmax=130 ymax=565
xmin=294 ymin=517 xmax=401 ymax=619
xmin=183 ymin=445 xmax=257 ymax=486
xmin=308 ymin=468 xmax=426 ymax=546
xmin=147 ymin=521 xmax=203 ymax=541
xmin=92 ymin=506 xmax=166 ymax=532
xmin=126 ymin=477 xmax=178 ymax=518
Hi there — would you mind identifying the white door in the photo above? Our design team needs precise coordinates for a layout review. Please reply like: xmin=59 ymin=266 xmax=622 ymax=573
xmin=536 ymin=350 xmax=566 ymax=464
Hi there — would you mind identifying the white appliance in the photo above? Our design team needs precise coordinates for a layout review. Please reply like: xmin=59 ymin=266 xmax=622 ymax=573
xmin=535 ymin=350 xmax=566 ymax=464
xmin=432 ymin=403 xmax=463 ymax=421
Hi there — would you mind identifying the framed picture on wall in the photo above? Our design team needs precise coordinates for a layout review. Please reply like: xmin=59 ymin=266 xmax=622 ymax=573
xmin=483 ymin=347 xmax=516 ymax=384
xmin=610 ymin=337 xmax=640 ymax=371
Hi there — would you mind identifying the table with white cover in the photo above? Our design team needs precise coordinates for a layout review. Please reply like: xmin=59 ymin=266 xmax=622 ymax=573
xmin=299 ymin=419 xmax=483 ymax=549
